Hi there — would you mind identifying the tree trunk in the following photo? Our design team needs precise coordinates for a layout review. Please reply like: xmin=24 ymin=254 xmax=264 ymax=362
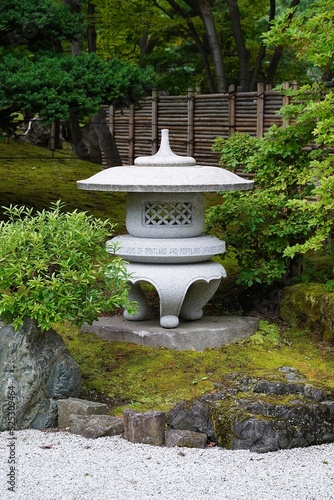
xmin=68 ymin=111 xmax=89 ymax=160
xmin=197 ymin=0 xmax=227 ymax=92
xmin=63 ymin=0 xmax=83 ymax=55
xmin=92 ymin=108 xmax=122 ymax=168
xmin=266 ymin=0 xmax=300 ymax=86
xmin=172 ymin=0 xmax=227 ymax=92
xmin=250 ymin=0 xmax=276 ymax=91
xmin=163 ymin=0 xmax=216 ymax=92
xmin=227 ymin=0 xmax=250 ymax=90
xmin=139 ymin=30 xmax=159 ymax=55
xmin=185 ymin=17 xmax=216 ymax=93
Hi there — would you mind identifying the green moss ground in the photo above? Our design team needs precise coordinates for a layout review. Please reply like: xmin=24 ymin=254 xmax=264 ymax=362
xmin=0 ymin=139 xmax=126 ymax=230
xmin=56 ymin=320 xmax=334 ymax=416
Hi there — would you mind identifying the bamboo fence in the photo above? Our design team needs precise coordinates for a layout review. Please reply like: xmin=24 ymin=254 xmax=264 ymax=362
xmin=105 ymin=82 xmax=297 ymax=169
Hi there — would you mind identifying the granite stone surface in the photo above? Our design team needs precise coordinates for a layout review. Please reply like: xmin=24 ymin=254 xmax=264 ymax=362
xmin=81 ymin=315 xmax=259 ymax=351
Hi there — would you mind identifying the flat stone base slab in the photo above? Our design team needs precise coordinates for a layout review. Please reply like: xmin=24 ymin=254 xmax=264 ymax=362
xmin=81 ymin=316 xmax=259 ymax=351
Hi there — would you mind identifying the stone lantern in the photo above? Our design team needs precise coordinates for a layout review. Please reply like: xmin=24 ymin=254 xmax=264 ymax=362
xmin=77 ymin=129 xmax=253 ymax=330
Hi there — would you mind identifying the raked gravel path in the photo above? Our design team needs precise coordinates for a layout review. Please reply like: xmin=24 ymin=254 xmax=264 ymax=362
xmin=1 ymin=429 xmax=334 ymax=500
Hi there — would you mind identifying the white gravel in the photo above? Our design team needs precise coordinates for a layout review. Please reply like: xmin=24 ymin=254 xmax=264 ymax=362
xmin=1 ymin=429 xmax=334 ymax=500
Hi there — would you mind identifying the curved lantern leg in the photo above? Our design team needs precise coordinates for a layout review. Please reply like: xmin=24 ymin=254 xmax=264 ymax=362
xmin=124 ymin=262 xmax=226 ymax=329
xmin=180 ymin=276 xmax=223 ymax=321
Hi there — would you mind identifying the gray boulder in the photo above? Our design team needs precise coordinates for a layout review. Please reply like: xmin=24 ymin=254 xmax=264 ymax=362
xmin=165 ymin=429 xmax=207 ymax=448
xmin=69 ymin=415 xmax=124 ymax=439
xmin=167 ymin=370 xmax=334 ymax=453
xmin=167 ymin=399 xmax=214 ymax=437
xmin=0 ymin=318 xmax=81 ymax=430
xmin=124 ymin=409 xmax=166 ymax=446
xmin=57 ymin=398 xmax=109 ymax=429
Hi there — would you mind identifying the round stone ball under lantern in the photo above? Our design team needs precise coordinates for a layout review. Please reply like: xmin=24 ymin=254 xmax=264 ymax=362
xmin=77 ymin=129 xmax=253 ymax=329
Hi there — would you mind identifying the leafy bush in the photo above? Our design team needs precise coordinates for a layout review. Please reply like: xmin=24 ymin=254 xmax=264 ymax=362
xmin=207 ymin=0 xmax=334 ymax=287
xmin=0 ymin=201 xmax=133 ymax=331
xmin=208 ymin=85 xmax=334 ymax=287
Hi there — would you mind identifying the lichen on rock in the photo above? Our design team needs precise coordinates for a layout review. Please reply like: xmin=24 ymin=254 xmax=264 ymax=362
xmin=167 ymin=370 xmax=334 ymax=453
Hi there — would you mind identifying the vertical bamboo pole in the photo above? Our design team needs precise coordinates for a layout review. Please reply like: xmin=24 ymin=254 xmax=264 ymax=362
xmin=187 ymin=88 xmax=195 ymax=157
xmin=152 ymin=89 xmax=158 ymax=154
xmin=282 ymin=81 xmax=290 ymax=128
xmin=257 ymin=83 xmax=265 ymax=138
xmin=228 ymin=84 xmax=236 ymax=136
xmin=108 ymin=105 xmax=115 ymax=136
xmin=129 ymin=105 xmax=135 ymax=165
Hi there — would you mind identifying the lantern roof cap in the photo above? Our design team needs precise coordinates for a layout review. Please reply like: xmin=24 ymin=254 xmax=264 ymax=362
xmin=77 ymin=129 xmax=254 ymax=193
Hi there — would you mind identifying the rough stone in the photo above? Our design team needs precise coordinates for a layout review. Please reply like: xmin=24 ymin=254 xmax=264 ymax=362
xmin=165 ymin=429 xmax=207 ymax=448
xmin=167 ymin=371 xmax=334 ymax=453
xmin=69 ymin=414 xmax=124 ymax=439
xmin=0 ymin=318 xmax=81 ymax=431
xmin=82 ymin=315 xmax=259 ymax=351
xmin=167 ymin=400 xmax=215 ymax=438
xmin=277 ymin=366 xmax=306 ymax=383
xmin=230 ymin=398 xmax=334 ymax=453
xmin=21 ymin=119 xmax=51 ymax=148
xmin=124 ymin=409 xmax=166 ymax=446
xmin=57 ymin=398 xmax=109 ymax=429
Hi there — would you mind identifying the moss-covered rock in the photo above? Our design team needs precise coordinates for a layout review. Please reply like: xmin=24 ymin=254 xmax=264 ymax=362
xmin=167 ymin=371 xmax=334 ymax=453
xmin=280 ymin=283 xmax=334 ymax=342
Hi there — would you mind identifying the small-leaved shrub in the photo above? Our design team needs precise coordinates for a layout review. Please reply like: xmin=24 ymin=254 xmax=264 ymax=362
xmin=0 ymin=201 xmax=134 ymax=331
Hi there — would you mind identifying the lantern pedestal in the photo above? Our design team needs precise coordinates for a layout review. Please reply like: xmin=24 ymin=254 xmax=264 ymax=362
xmin=118 ymin=261 xmax=226 ymax=329
xmin=81 ymin=315 xmax=259 ymax=351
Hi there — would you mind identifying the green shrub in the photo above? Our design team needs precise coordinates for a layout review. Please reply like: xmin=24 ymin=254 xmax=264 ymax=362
xmin=208 ymin=0 xmax=334 ymax=288
xmin=208 ymin=86 xmax=334 ymax=287
xmin=0 ymin=201 xmax=134 ymax=331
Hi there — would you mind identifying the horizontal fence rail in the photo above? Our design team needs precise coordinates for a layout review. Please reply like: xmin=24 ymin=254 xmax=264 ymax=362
xmin=105 ymin=82 xmax=297 ymax=169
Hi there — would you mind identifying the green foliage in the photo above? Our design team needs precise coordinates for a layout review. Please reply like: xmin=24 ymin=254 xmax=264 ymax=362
xmin=0 ymin=201 xmax=134 ymax=331
xmin=0 ymin=0 xmax=156 ymax=136
xmin=0 ymin=0 xmax=83 ymax=50
xmin=208 ymin=94 xmax=334 ymax=285
xmin=0 ymin=51 xmax=155 ymax=123
xmin=212 ymin=132 xmax=260 ymax=172
xmin=263 ymin=0 xmax=334 ymax=81
xmin=207 ymin=1 xmax=334 ymax=286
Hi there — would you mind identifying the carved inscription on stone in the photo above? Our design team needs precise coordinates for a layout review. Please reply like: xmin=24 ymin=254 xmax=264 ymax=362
xmin=120 ymin=245 xmax=223 ymax=256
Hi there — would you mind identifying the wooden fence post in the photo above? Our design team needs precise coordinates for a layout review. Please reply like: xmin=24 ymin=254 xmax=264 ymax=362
xmin=228 ymin=84 xmax=236 ymax=136
xmin=187 ymin=88 xmax=195 ymax=157
xmin=282 ymin=81 xmax=290 ymax=128
xmin=129 ymin=105 xmax=135 ymax=164
xmin=257 ymin=83 xmax=265 ymax=138
xmin=108 ymin=105 xmax=114 ymax=136
xmin=152 ymin=89 xmax=159 ymax=154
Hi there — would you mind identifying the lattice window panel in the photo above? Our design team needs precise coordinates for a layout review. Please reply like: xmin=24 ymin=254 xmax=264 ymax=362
xmin=144 ymin=202 xmax=192 ymax=226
